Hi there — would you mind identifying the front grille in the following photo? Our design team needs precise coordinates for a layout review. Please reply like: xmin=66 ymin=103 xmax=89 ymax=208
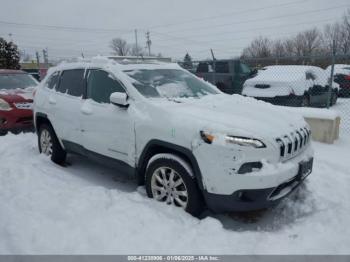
xmin=14 ymin=102 xmax=33 ymax=110
xmin=275 ymin=126 xmax=311 ymax=161
xmin=254 ymin=84 xmax=270 ymax=89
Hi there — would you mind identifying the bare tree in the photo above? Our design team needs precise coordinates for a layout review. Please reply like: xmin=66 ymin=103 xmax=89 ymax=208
xmin=271 ymin=39 xmax=286 ymax=57
xmin=323 ymin=23 xmax=342 ymax=54
xmin=283 ymin=38 xmax=295 ymax=57
xmin=129 ymin=44 xmax=145 ymax=56
xmin=110 ymin=38 xmax=130 ymax=56
xmin=293 ymin=28 xmax=322 ymax=57
xmin=241 ymin=36 xmax=272 ymax=58
xmin=339 ymin=9 xmax=350 ymax=54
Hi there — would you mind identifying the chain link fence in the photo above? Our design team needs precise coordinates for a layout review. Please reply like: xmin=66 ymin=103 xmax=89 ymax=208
xmin=180 ymin=54 xmax=350 ymax=135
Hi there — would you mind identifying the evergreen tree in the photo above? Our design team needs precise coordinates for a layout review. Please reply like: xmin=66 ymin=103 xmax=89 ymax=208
xmin=0 ymin=38 xmax=20 ymax=69
xmin=183 ymin=53 xmax=193 ymax=69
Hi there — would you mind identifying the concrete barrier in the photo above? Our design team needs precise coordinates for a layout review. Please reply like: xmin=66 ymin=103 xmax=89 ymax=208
xmin=303 ymin=116 xmax=340 ymax=144
xmin=282 ymin=107 xmax=341 ymax=144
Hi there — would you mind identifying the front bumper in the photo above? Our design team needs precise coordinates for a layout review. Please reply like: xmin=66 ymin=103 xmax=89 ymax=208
xmin=253 ymin=94 xmax=303 ymax=107
xmin=193 ymin=140 xmax=313 ymax=213
xmin=0 ymin=108 xmax=33 ymax=132
xmin=339 ymin=88 xmax=350 ymax=97
xmin=204 ymin=157 xmax=313 ymax=212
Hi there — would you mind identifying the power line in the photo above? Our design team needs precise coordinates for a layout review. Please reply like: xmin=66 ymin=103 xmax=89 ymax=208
xmin=0 ymin=20 xmax=131 ymax=34
xmin=162 ymin=3 xmax=350 ymax=35
xmin=151 ymin=17 xmax=337 ymax=45
xmin=147 ymin=0 xmax=309 ymax=29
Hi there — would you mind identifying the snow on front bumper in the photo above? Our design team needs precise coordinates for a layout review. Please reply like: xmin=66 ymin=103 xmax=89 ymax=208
xmin=193 ymin=141 xmax=314 ymax=196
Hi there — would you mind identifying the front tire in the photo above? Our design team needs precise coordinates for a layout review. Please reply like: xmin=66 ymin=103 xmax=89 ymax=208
xmin=38 ymin=124 xmax=66 ymax=165
xmin=331 ymin=90 xmax=338 ymax=106
xmin=145 ymin=155 xmax=204 ymax=217
xmin=0 ymin=130 xmax=8 ymax=136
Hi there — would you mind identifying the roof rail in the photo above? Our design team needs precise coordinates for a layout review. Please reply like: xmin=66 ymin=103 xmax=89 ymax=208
xmin=107 ymin=56 xmax=172 ymax=64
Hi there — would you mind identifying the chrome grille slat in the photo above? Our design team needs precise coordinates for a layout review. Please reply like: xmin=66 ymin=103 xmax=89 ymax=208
xmin=275 ymin=126 xmax=311 ymax=161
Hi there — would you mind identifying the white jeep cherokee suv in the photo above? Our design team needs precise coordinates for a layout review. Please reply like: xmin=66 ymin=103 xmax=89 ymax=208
xmin=34 ymin=58 xmax=313 ymax=216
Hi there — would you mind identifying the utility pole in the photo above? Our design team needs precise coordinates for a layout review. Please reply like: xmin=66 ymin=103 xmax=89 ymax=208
xmin=210 ymin=49 xmax=216 ymax=85
xmin=146 ymin=31 xmax=152 ymax=56
xmin=35 ymin=51 xmax=40 ymax=69
xmin=135 ymin=29 xmax=139 ymax=58
xmin=42 ymin=48 xmax=49 ymax=64
xmin=327 ymin=39 xmax=336 ymax=109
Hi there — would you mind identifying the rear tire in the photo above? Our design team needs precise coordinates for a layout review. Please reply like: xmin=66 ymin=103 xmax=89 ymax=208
xmin=38 ymin=124 xmax=66 ymax=165
xmin=300 ymin=94 xmax=310 ymax=107
xmin=145 ymin=155 xmax=204 ymax=217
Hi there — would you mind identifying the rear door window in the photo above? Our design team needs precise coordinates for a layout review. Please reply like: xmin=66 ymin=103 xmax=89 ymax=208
xmin=57 ymin=69 xmax=85 ymax=97
xmin=87 ymin=70 xmax=125 ymax=103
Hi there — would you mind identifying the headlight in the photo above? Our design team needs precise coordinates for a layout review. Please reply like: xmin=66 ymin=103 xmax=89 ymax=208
xmin=0 ymin=98 xmax=12 ymax=111
xmin=200 ymin=131 xmax=266 ymax=148
xmin=225 ymin=136 xmax=266 ymax=148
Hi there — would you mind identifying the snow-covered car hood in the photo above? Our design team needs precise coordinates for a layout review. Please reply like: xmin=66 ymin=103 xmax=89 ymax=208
xmin=149 ymin=94 xmax=306 ymax=140
xmin=0 ymin=87 xmax=34 ymax=102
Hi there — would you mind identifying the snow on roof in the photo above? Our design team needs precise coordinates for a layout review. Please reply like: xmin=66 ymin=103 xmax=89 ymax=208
xmin=264 ymin=65 xmax=322 ymax=72
xmin=0 ymin=69 xmax=27 ymax=74
xmin=247 ymin=65 xmax=328 ymax=83
xmin=325 ymin=64 xmax=350 ymax=75
xmin=49 ymin=56 xmax=179 ymax=72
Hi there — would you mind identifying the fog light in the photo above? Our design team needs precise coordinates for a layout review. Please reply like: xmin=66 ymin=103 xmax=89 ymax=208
xmin=0 ymin=117 xmax=6 ymax=125
xmin=238 ymin=162 xmax=263 ymax=174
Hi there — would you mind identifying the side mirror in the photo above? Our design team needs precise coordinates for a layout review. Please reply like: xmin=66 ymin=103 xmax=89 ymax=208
xmin=110 ymin=92 xmax=129 ymax=108
xmin=250 ymin=69 xmax=258 ymax=76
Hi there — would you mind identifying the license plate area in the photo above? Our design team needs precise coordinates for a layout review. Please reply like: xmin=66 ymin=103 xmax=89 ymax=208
xmin=297 ymin=157 xmax=313 ymax=180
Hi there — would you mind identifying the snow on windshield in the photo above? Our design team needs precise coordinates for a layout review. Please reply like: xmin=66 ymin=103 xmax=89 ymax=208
xmin=124 ymin=69 xmax=219 ymax=98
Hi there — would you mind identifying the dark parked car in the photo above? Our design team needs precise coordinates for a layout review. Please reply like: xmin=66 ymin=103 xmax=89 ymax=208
xmin=326 ymin=64 xmax=350 ymax=97
xmin=195 ymin=60 xmax=256 ymax=94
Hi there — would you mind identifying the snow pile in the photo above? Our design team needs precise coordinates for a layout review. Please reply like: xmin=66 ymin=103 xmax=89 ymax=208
xmin=0 ymin=133 xmax=350 ymax=254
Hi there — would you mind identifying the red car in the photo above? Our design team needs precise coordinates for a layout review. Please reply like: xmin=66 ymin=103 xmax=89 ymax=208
xmin=0 ymin=70 xmax=38 ymax=135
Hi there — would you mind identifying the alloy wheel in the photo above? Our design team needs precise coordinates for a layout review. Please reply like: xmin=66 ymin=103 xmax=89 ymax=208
xmin=40 ymin=129 xmax=53 ymax=156
xmin=151 ymin=167 xmax=188 ymax=208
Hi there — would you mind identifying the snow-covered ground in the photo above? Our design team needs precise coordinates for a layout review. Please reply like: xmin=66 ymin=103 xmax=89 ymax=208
xmin=333 ymin=98 xmax=350 ymax=134
xmin=0 ymin=100 xmax=350 ymax=254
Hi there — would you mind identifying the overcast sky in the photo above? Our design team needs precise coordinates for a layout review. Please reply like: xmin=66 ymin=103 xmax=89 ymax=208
xmin=0 ymin=0 xmax=349 ymax=61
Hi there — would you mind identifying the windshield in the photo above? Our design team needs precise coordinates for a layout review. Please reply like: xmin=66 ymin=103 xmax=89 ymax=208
xmin=0 ymin=74 xmax=38 ymax=90
xmin=124 ymin=69 xmax=219 ymax=98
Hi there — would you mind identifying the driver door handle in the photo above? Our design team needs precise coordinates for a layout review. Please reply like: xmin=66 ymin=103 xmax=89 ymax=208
xmin=81 ymin=106 xmax=93 ymax=115
xmin=48 ymin=97 xmax=56 ymax=105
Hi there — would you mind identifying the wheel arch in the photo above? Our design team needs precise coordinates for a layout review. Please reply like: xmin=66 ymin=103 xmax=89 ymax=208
xmin=137 ymin=140 xmax=204 ymax=191
xmin=35 ymin=113 xmax=65 ymax=149
xmin=35 ymin=112 xmax=50 ymax=133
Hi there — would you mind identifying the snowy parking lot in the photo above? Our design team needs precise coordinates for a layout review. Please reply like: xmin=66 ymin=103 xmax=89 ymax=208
xmin=1 ymin=101 xmax=350 ymax=254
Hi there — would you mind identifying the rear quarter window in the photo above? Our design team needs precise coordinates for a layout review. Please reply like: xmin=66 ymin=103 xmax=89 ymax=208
xmin=45 ymin=72 xmax=60 ymax=90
